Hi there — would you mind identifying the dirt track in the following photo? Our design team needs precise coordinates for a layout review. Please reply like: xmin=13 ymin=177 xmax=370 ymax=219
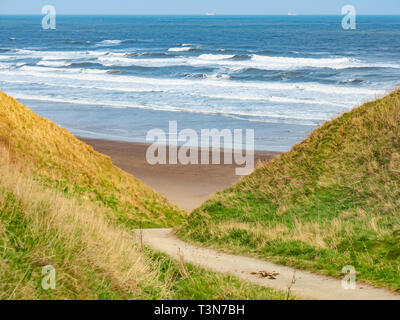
xmin=136 ymin=228 xmax=400 ymax=300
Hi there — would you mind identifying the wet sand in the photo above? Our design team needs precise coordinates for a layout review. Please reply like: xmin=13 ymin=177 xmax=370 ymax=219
xmin=80 ymin=137 xmax=280 ymax=211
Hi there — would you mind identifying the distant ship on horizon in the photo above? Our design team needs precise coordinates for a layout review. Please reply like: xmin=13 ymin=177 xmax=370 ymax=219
xmin=288 ymin=13 xmax=298 ymax=16
xmin=205 ymin=12 xmax=216 ymax=16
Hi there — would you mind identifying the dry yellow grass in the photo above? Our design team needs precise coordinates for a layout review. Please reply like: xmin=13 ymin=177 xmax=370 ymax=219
xmin=0 ymin=146 xmax=287 ymax=300
xmin=0 ymin=91 xmax=287 ymax=300
xmin=0 ymin=145 xmax=162 ymax=299
xmin=0 ymin=91 xmax=185 ymax=227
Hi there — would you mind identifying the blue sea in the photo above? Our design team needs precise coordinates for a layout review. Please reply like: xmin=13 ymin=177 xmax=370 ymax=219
xmin=1 ymin=15 xmax=399 ymax=151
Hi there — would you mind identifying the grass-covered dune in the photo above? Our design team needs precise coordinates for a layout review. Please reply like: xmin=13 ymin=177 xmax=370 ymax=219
xmin=0 ymin=91 xmax=184 ymax=228
xmin=0 ymin=91 xmax=286 ymax=299
xmin=178 ymin=88 xmax=400 ymax=291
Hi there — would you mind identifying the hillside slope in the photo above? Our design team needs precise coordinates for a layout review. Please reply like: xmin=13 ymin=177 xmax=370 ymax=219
xmin=0 ymin=143 xmax=288 ymax=300
xmin=178 ymin=88 xmax=400 ymax=291
xmin=0 ymin=91 xmax=184 ymax=228
xmin=0 ymin=91 xmax=286 ymax=299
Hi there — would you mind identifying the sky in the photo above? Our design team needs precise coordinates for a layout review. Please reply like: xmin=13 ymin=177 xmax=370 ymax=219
xmin=0 ymin=0 xmax=399 ymax=15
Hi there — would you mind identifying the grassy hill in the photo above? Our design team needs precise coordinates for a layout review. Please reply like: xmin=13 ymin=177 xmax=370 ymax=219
xmin=0 ymin=91 xmax=286 ymax=299
xmin=0 ymin=91 xmax=184 ymax=228
xmin=178 ymin=88 xmax=400 ymax=291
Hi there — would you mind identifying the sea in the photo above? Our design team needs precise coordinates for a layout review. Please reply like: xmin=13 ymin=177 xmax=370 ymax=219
xmin=0 ymin=15 xmax=399 ymax=151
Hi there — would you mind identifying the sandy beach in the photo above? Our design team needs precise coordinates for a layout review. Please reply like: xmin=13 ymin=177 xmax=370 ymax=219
xmin=80 ymin=137 xmax=280 ymax=211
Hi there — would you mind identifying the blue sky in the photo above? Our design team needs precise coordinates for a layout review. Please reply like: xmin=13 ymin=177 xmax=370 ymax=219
xmin=0 ymin=0 xmax=399 ymax=15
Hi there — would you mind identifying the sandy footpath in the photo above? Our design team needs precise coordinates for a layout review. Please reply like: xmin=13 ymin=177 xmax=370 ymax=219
xmin=81 ymin=137 xmax=280 ymax=211
xmin=137 ymin=228 xmax=400 ymax=300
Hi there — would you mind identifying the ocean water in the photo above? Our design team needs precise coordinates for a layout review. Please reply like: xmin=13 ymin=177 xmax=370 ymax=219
xmin=0 ymin=15 xmax=399 ymax=151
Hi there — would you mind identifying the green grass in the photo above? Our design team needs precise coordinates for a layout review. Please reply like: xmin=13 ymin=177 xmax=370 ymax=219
xmin=0 ymin=91 xmax=287 ymax=300
xmin=0 ymin=91 xmax=186 ymax=228
xmin=146 ymin=251 xmax=288 ymax=300
xmin=0 ymin=185 xmax=286 ymax=300
xmin=177 ymin=88 xmax=400 ymax=292
xmin=0 ymin=190 xmax=130 ymax=300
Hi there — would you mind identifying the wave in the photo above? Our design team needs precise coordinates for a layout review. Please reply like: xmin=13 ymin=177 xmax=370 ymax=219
xmin=168 ymin=47 xmax=193 ymax=52
xmin=97 ymin=55 xmax=187 ymax=67
xmin=2 ymin=79 xmax=164 ymax=93
xmin=87 ymin=50 xmax=111 ymax=57
xmin=184 ymin=73 xmax=230 ymax=80
xmin=12 ymin=49 xmax=89 ymax=61
xmin=125 ymin=52 xmax=172 ymax=58
xmin=2 ymin=66 xmax=385 ymax=97
xmin=89 ymin=52 xmax=400 ymax=71
xmin=204 ymin=94 xmax=345 ymax=107
xmin=19 ymin=65 xmax=110 ymax=74
xmin=8 ymin=48 xmax=105 ymax=62
xmin=67 ymin=40 xmax=92 ymax=45
xmin=69 ymin=128 xmax=136 ymax=141
xmin=229 ymin=54 xmax=252 ymax=61
xmin=68 ymin=62 xmax=102 ymax=68
xmin=37 ymin=60 xmax=71 ymax=67
xmin=13 ymin=49 xmax=88 ymax=61
xmin=14 ymin=49 xmax=36 ymax=54
xmin=8 ymin=49 xmax=400 ymax=72
xmin=256 ymin=49 xmax=280 ymax=54
xmin=340 ymin=79 xmax=364 ymax=84
xmin=197 ymin=54 xmax=235 ymax=60
xmin=97 ymin=40 xmax=123 ymax=46
xmin=123 ymin=39 xmax=154 ymax=44
xmin=190 ymin=54 xmax=360 ymax=70
xmin=0 ymin=55 xmax=14 ymax=60
xmin=10 ymin=93 xmax=324 ymax=125
xmin=106 ymin=70 xmax=122 ymax=74
xmin=0 ymin=77 xmax=357 ymax=110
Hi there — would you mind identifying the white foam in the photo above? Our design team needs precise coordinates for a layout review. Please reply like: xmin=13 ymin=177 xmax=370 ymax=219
xmin=12 ymin=49 xmax=88 ymax=61
xmin=14 ymin=49 xmax=36 ymax=54
xmin=205 ymin=94 xmax=345 ymax=107
xmin=186 ymin=54 xmax=359 ymax=70
xmin=11 ymin=49 xmax=398 ymax=72
xmin=197 ymin=54 xmax=235 ymax=60
xmin=97 ymin=55 xmax=186 ymax=67
xmin=0 ymin=77 xmax=357 ymax=109
xmin=10 ymin=92 xmax=324 ymax=125
xmin=1 ymin=66 xmax=385 ymax=97
xmin=168 ymin=47 xmax=192 ymax=52
xmin=204 ymin=73 xmax=230 ymax=80
xmin=5 ymin=80 xmax=164 ymax=93
xmin=97 ymin=40 xmax=123 ymax=46
xmin=87 ymin=50 xmax=110 ymax=56
xmin=19 ymin=65 xmax=109 ymax=74
xmin=2 ymin=45 xmax=397 ymax=132
xmin=92 ymin=52 xmax=400 ymax=71
xmin=37 ymin=60 xmax=70 ymax=67
xmin=0 ymin=55 xmax=14 ymax=60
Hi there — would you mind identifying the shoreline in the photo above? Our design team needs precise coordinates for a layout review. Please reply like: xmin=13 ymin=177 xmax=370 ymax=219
xmin=80 ymin=137 xmax=281 ymax=211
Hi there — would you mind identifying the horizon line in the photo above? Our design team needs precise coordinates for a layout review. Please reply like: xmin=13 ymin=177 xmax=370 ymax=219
xmin=1 ymin=13 xmax=400 ymax=16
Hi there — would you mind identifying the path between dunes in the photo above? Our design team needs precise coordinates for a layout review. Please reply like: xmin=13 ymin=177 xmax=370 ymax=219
xmin=136 ymin=228 xmax=400 ymax=300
